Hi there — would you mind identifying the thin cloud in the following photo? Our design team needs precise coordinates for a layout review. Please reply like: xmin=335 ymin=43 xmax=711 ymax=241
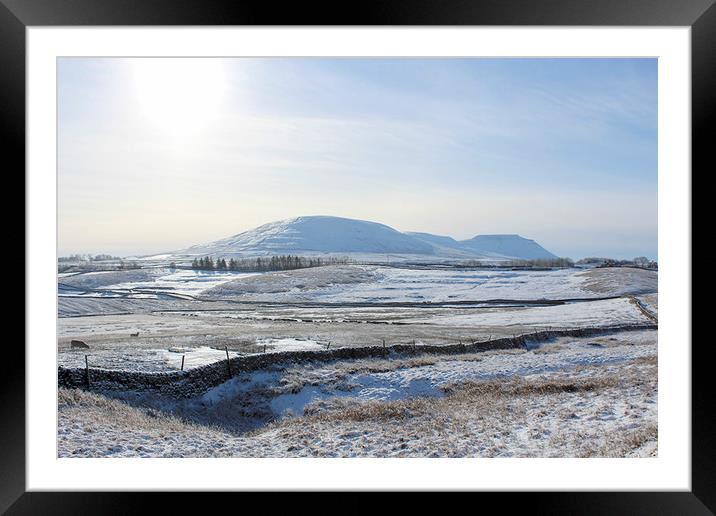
xmin=58 ymin=58 xmax=657 ymax=259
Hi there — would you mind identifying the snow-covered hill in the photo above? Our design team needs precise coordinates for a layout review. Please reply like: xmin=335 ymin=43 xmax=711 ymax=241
xmin=183 ymin=216 xmax=434 ymax=257
xmin=409 ymin=231 xmax=556 ymax=260
xmin=406 ymin=232 xmax=461 ymax=248
xmin=459 ymin=234 xmax=557 ymax=260
xmin=166 ymin=216 xmax=558 ymax=261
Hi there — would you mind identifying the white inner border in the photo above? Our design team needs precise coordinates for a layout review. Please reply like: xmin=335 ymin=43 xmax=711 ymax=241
xmin=27 ymin=27 xmax=691 ymax=491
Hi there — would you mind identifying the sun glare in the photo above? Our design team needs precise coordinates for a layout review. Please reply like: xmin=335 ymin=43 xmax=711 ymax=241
xmin=130 ymin=58 xmax=226 ymax=141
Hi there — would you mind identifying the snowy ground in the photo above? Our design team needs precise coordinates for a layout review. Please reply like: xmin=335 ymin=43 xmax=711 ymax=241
xmin=57 ymin=266 xmax=656 ymax=371
xmin=202 ymin=265 xmax=656 ymax=303
xmin=58 ymin=338 xmax=330 ymax=372
xmin=58 ymin=265 xmax=657 ymax=306
xmin=57 ymin=265 xmax=656 ymax=316
xmin=57 ymin=264 xmax=658 ymax=457
xmin=59 ymin=346 xmax=236 ymax=372
xmin=57 ymin=296 xmax=652 ymax=371
xmin=579 ymin=267 xmax=657 ymax=297
xmin=59 ymin=268 xmax=259 ymax=300
xmin=58 ymin=330 xmax=657 ymax=457
xmin=400 ymin=297 xmax=645 ymax=328
xmin=636 ymin=293 xmax=658 ymax=318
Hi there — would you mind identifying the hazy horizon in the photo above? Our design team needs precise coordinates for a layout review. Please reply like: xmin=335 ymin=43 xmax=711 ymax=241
xmin=58 ymin=57 xmax=657 ymax=260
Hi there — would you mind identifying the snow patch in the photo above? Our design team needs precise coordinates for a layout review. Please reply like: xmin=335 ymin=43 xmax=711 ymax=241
xmin=254 ymin=338 xmax=326 ymax=353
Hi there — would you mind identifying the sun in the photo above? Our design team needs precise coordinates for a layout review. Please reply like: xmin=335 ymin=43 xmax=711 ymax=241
xmin=130 ymin=58 xmax=227 ymax=141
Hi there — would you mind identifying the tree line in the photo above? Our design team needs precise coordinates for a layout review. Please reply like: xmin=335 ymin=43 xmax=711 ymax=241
xmin=190 ymin=255 xmax=352 ymax=272
xmin=577 ymin=256 xmax=657 ymax=269
xmin=459 ymin=257 xmax=575 ymax=268
xmin=58 ymin=253 xmax=122 ymax=262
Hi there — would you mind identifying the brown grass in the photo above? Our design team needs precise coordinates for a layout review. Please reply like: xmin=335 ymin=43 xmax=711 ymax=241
xmin=590 ymin=423 xmax=659 ymax=457
xmin=265 ymin=356 xmax=657 ymax=457
xmin=60 ymin=347 xmax=658 ymax=458
xmin=283 ymin=374 xmax=623 ymax=427
xmin=442 ymin=376 xmax=621 ymax=398
xmin=58 ymin=387 xmax=219 ymax=435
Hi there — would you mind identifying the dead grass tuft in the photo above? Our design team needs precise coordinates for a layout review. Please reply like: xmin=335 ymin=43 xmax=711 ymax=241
xmin=305 ymin=399 xmax=418 ymax=423
xmin=592 ymin=423 xmax=658 ymax=457
xmin=58 ymin=387 xmax=222 ymax=435
xmin=442 ymin=375 xmax=620 ymax=399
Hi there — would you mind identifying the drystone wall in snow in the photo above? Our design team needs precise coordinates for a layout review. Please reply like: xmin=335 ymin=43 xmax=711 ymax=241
xmin=58 ymin=323 xmax=657 ymax=398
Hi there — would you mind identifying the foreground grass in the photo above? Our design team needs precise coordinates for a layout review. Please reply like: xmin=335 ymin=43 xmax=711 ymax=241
xmin=58 ymin=353 xmax=657 ymax=458
xmin=266 ymin=357 xmax=657 ymax=458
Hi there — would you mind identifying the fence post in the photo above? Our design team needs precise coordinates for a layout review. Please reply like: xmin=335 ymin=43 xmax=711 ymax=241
xmin=181 ymin=355 xmax=185 ymax=371
xmin=85 ymin=355 xmax=91 ymax=389
xmin=225 ymin=346 xmax=232 ymax=378
xmin=382 ymin=339 xmax=385 ymax=348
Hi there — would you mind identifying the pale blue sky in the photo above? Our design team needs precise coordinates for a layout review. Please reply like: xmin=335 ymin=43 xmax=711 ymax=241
xmin=58 ymin=58 xmax=657 ymax=259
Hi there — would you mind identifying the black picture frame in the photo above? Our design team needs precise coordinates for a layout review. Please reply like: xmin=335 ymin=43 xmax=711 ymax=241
xmin=6 ymin=0 xmax=709 ymax=512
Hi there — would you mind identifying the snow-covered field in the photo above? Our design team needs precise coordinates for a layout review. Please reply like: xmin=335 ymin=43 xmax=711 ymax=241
xmin=256 ymin=337 xmax=326 ymax=353
xmin=59 ymin=268 xmax=259 ymax=300
xmin=57 ymin=296 xmax=653 ymax=372
xmin=313 ymin=267 xmax=587 ymax=303
xmin=58 ymin=330 xmax=657 ymax=457
xmin=202 ymin=265 xmax=656 ymax=303
xmin=57 ymin=265 xmax=656 ymax=315
xmin=58 ymin=338 xmax=329 ymax=372
xmin=401 ymin=297 xmax=645 ymax=328
xmin=57 ymin=266 xmax=657 ymax=369
xmin=59 ymin=346 xmax=237 ymax=372
xmin=57 ymin=263 xmax=658 ymax=457
xmin=102 ymin=269 xmax=261 ymax=297
xmin=268 ymin=330 xmax=655 ymax=416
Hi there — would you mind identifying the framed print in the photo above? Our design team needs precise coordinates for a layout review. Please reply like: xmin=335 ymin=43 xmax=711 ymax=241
xmin=6 ymin=0 xmax=711 ymax=512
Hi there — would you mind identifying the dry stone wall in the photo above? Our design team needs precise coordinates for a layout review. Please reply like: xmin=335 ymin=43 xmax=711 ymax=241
xmin=58 ymin=323 xmax=657 ymax=398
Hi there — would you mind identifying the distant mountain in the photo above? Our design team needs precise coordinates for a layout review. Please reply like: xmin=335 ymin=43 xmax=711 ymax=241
xmin=406 ymin=232 xmax=461 ymax=248
xmin=405 ymin=232 xmax=479 ymax=259
xmin=166 ymin=215 xmax=558 ymax=261
xmin=459 ymin=234 xmax=557 ymax=260
xmin=182 ymin=216 xmax=434 ymax=256
xmin=409 ymin=231 xmax=557 ymax=260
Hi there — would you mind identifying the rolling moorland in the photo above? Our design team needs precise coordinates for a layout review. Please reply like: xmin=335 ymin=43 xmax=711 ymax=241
xmin=57 ymin=216 xmax=658 ymax=457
